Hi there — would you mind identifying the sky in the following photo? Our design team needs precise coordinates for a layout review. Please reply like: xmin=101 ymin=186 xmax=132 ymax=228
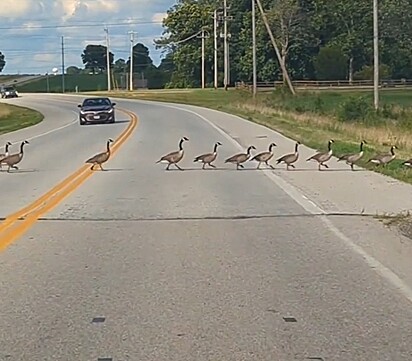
xmin=0 ymin=0 xmax=176 ymax=74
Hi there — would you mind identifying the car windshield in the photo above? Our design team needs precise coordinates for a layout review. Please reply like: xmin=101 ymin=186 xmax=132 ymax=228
xmin=3 ymin=87 xmax=14 ymax=91
xmin=83 ymin=98 xmax=111 ymax=107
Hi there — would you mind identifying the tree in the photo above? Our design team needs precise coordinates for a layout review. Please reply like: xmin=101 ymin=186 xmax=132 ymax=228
xmin=265 ymin=0 xmax=314 ymax=82
xmin=81 ymin=44 xmax=114 ymax=74
xmin=155 ymin=1 xmax=215 ymax=87
xmin=66 ymin=66 xmax=81 ymax=74
xmin=312 ymin=0 xmax=372 ymax=82
xmin=113 ymin=59 xmax=126 ymax=73
xmin=127 ymin=43 xmax=154 ymax=73
xmin=0 ymin=52 xmax=5 ymax=73
xmin=314 ymin=46 xmax=347 ymax=80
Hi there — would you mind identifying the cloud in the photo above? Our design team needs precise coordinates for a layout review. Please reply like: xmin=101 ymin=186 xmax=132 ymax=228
xmin=0 ymin=0 xmax=175 ymax=73
xmin=152 ymin=12 xmax=167 ymax=23
xmin=0 ymin=0 xmax=32 ymax=18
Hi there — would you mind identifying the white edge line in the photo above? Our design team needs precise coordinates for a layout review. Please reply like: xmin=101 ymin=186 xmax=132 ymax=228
xmin=141 ymin=100 xmax=412 ymax=306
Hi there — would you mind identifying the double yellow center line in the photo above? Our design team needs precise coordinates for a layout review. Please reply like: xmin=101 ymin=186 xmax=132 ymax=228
xmin=0 ymin=109 xmax=138 ymax=252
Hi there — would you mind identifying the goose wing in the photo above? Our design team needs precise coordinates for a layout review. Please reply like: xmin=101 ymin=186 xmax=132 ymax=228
xmin=225 ymin=152 xmax=245 ymax=163
xmin=86 ymin=151 xmax=107 ymax=164
xmin=194 ymin=152 xmax=213 ymax=162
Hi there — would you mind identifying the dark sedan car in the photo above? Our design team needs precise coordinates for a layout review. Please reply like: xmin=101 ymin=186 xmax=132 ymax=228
xmin=78 ymin=97 xmax=116 ymax=125
xmin=1 ymin=86 xmax=19 ymax=99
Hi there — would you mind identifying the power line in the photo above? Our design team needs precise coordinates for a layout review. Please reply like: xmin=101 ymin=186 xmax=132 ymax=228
xmin=0 ymin=20 xmax=162 ymax=30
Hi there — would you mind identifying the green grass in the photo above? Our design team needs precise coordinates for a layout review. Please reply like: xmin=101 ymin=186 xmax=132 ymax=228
xmin=87 ymin=87 xmax=412 ymax=185
xmin=0 ymin=103 xmax=43 ymax=135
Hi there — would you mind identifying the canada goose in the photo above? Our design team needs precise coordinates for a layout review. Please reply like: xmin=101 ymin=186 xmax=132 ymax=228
xmin=250 ymin=142 xmax=277 ymax=169
xmin=1 ymin=140 xmax=29 ymax=173
xmin=0 ymin=141 xmax=13 ymax=170
xmin=225 ymin=145 xmax=256 ymax=170
xmin=306 ymin=139 xmax=335 ymax=171
xmin=156 ymin=136 xmax=189 ymax=170
xmin=367 ymin=145 xmax=397 ymax=166
xmin=85 ymin=138 xmax=114 ymax=170
xmin=402 ymin=158 xmax=412 ymax=168
xmin=337 ymin=140 xmax=367 ymax=171
xmin=276 ymin=141 xmax=301 ymax=170
xmin=193 ymin=141 xmax=222 ymax=169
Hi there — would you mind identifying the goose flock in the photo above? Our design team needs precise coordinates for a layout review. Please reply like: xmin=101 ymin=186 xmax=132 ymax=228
xmin=0 ymin=137 xmax=410 ymax=174
xmin=156 ymin=137 xmax=412 ymax=171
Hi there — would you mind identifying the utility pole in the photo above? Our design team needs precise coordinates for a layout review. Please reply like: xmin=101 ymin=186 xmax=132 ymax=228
xmin=373 ymin=0 xmax=379 ymax=110
xmin=197 ymin=29 xmax=210 ymax=89
xmin=128 ymin=31 xmax=137 ymax=91
xmin=255 ymin=0 xmax=295 ymax=95
xmin=104 ymin=27 xmax=111 ymax=92
xmin=213 ymin=9 xmax=219 ymax=89
xmin=61 ymin=36 xmax=65 ymax=93
xmin=222 ymin=0 xmax=232 ymax=90
xmin=252 ymin=0 xmax=257 ymax=97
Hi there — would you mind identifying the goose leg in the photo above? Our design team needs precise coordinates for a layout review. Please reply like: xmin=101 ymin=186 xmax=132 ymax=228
xmin=208 ymin=163 xmax=216 ymax=169
xmin=257 ymin=162 xmax=261 ymax=169
xmin=166 ymin=163 xmax=171 ymax=170
xmin=239 ymin=164 xmax=244 ymax=169
xmin=323 ymin=163 xmax=329 ymax=169
xmin=266 ymin=161 xmax=275 ymax=169
xmin=175 ymin=163 xmax=184 ymax=171
xmin=350 ymin=163 xmax=354 ymax=171
xmin=202 ymin=163 xmax=206 ymax=170
xmin=100 ymin=164 xmax=105 ymax=171
xmin=289 ymin=164 xmax=295 ymax=169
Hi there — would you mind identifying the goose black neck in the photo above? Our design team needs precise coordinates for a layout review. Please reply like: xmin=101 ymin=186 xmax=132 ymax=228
xmin=328 ymin=141 xmax=332 ymax=151
xmin=179 ymin=138 xmax=184 ymax=150
xmin=295 ymin=143 xmax=299 ymax=152
xmin=247 ymin=146 xmax=253 ymax=154
xmin=360 ymin=142 xmax=364 ymax=151
xmin=107 ymin=141 xmax=111 ymax=153
xmin=269 ymin=143 xmax=275 ymax=152
xmin=213 ymin=143 xmax=219 ymax=152
xmin=391 ymin=146 xmax=395 ymax=155
xmin=5 ymin=143 xmax=10 ymax=152
xmin=20 ymin=142 xmax=25 ymax=153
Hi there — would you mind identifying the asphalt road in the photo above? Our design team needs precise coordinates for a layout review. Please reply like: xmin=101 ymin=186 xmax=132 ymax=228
xmin=0 ymin=93 xmax=411 ymax=361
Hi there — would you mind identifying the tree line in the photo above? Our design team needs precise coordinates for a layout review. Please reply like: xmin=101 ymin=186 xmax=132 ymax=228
xmin=154 ymin=0 xmax=412 ymax=88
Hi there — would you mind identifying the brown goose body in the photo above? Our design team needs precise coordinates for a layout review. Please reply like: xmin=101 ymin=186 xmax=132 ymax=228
xmin=276 ymin=141 xmax=301 ymax=170
xmin=307 ymin=139 xmax=335 ymax=171
xmin=251 ymin=142 xmax=277 ymax=169
xmin=0 ymin=141 xmax=13 ymax=169
xmin=156 ymin=137 xmax=189 ymax=170
xmin=368 ymin=145 xmax=397 ymax=166
xmin=225 ymin=145 xmax=256 ymax=170
xmin=337 ymin=140 xmax=367 ymax=170
xmin=86 ymin=138 xmax=114 ymax=170
xmin=194 ymin=141 xmax=222 ymax=169
xmin=1 ymin=140 xmax=29 ymax=172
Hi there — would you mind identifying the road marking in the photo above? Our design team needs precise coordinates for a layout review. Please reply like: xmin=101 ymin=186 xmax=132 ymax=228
xmin=143 ymin=100 xmax=412 ymax=306
xmin=0 ymin=109 xmax=138 ymax=252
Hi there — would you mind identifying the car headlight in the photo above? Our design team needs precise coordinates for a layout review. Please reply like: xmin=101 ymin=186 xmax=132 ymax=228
xmin=108 ymin=108 xmax=114 ymax=113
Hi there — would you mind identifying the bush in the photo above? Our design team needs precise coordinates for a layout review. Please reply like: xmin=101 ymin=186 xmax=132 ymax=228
xmin=314 ymin=46 xmax=348 ymax=80
xmin=337 ymin=96 xmax=374 ymax=122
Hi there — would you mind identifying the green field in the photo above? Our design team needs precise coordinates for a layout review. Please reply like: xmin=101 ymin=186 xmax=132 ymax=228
xmin=0 ymin=102 xmax=44 ymax=135
xmin=89 ymin=87 xmax=412 ymax=184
